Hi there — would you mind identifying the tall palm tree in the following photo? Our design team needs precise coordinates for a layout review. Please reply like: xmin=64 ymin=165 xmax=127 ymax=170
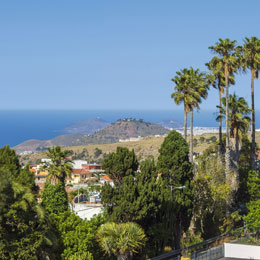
xmin=238 ymin=36 xmax=260 ymax=170
xmin=171 ymin=68 xmax=190 ymax=141
xmin=172 ymin=67 xmax=209 ymax=162
xmin=209 ymin=38 xmax=239 ymax=176
xmin=217 ymin=93 xmax=250 ymax=170
xmin=44 ymin=146 xmax=73 ymax=185
xmin=96 ymin=222 xmax=147 ymax=260
xmin=206 ymin=57 xmax=235 ymax=155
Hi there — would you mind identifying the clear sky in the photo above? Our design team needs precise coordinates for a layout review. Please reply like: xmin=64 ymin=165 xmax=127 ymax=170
xmin=0 ymin=0 xmax=259 ymax=111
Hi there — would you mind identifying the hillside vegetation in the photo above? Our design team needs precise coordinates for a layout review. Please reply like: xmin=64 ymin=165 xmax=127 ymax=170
xmin=20 ymin=131 xmax=260 ymax=165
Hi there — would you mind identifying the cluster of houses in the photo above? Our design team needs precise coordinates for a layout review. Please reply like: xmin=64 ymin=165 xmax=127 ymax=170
xmin=29 ymin=159 xmax=113 ymax=191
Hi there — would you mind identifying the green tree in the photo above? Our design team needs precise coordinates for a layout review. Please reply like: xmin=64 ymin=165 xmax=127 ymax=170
xmin=0 ymin=146 xmax=57 ymax=259
xmin=102 ymin=158 xmax=163 ymax=257
xmin=97 ymin=222 xmax=147 ymax=260
xmin=0 ymin=170 xmax=14 ymax=225
xmin=235 ymin=135 xmax=252 ymax=210
xmin=238 ymin=36 xmax=260 ymax=170
xmin=245 ymin=171 xmax=260 ymax=234
xmin=51 ymin=212 xmax=105 ymax=260
xmin=157 ymin=130 xmax=193 ymax=249
xmin=193 ymin=144 xmax=230 ymax=239
xmin=209 ymin=38 xmax=239 ymax=176
xmin=45 ymin=146 xmax=73 ymax=184
xmin=199 ymin=136 xmax=205 ymax=143
xmin=171 ymin=68 xmax=190 ymax=141
xmin=0 ymin=145 xmax=20 ymax=177
xmin=102 ymin=147 xmax=138 ymax=185
xmin=206 ymin=57 xmax=235 ymax=154
xmin=217 ymin=94 xmax=250 ymax=171
xmin=94 ymin=147 xmax=103 ymax=158
xmin=171 ymin=67 xmax=209 ymax=162
xmin=42 ymin=182 xmax=69 ymax=215
xmin=210 ymin=136 xmax=217 ymax=143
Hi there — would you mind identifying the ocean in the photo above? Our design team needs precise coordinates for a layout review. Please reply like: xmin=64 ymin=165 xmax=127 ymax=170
xmin=0 ymin=109 xmax=258 ymax=148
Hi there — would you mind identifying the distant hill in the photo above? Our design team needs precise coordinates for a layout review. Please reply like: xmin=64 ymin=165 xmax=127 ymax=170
xmin=14 ymin=118 xmax=169 ymax=153
xmin=14 ymin=139 xmax=52 ymax=154
xmin=62 ymin=118 xmax=110 ymax=134
xmin=157 ymin=119 xmax=183 ymax=129
xmin=52 ymin=118 xmax=169 ymax=146
xmin=82 ymin=118 xmax=169 ymax=144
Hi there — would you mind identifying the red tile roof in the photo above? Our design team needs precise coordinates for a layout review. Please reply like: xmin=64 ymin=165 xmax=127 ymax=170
xmin=72 ymin=169 xmax=92 ymax=175
xmin=101 ymin=175 xmax=112 ymax=182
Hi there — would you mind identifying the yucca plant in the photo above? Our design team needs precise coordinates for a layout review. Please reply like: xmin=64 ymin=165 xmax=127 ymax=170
xmin=97 ymin=222 xmax=147 ymax=260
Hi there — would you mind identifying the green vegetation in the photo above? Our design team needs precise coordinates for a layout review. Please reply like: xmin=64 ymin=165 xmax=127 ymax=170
xmin=97 ymin=222 xmax=147 ymax=260
xmin=157 ymin=131 xmax=193 ymax=249
xmin=238 ymin=37 xmax=260 ymax=170
xmin=0 ymin=146 xmax=54 ymax=259
xmin=171 ymin=67 xmax=209 ymax=162
xmin=42 ymin=182 xmax=68 ymax=215
xmin=2 ymin=36 xmax=260 ymax=259
xmin=44 ymin=146 xmax=73 ymax=184
xmin=217 ymin=93 xmax=250 ymax=170
xmin=206 ymin=54 xmax=235 ymax=154
xmin=102 ymin=131 xmax=193 ymax=256
xmin=102 ymin=146 xmax=138 ymax=185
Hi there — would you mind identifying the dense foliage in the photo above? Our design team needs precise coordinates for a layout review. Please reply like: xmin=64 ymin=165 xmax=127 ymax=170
xmin=97 ymin=222 xmax=147 ymax=260
xmin=245 ymin=171 xmax=260 ymax=234
xmin=102 ymin=131 xmax=193 ymax=257
xmin=157 ymin=130 xmax=193 ymax=249
xmin=102 ymin=146 xmax=138 ymax=185
xmin=42 ymin=182 xmax=69 ymax=215
xmin=51 ymin=212 xmax=106 ymax=260
xmin=0 ymin=146 xmax=55 ymax=259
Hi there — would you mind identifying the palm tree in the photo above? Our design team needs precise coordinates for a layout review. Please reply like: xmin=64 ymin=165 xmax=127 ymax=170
xmin=238 ymin=36 xmax=260 ymax=170
xmin=172 ymin=67 xmax=209 ymax=162
xmin=209 ymin=38 xmax=239 ymax=175
xmin=206 ymin=57 xmax=235 ymax=155
xmin=217 ymin=93 xmax=250 ymax=170
xmin=44 ymin=146 xmax=73 ymax=185
xmin=96 ymin=222 xmax=147 ymax=260
xmin=171 ymin=68 xmax=190 ymax=141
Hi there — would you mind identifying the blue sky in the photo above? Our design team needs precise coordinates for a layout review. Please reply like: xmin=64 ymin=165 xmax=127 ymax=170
xmin=0 ymin=1 xmax=259 ymax=111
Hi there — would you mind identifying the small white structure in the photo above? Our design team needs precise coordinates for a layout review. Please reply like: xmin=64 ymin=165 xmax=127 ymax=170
xmin=71 ymin=203 xmax=103 ymax=220
xmin=41 ymin=158 xmax=52 ymax=163
xmin=224 ymin=243 xmax=260 ymax=259
xmin=192 ymin=243 xmax=260 ymax=260
xmin=72 ymin=160 xmax=88 ymax=169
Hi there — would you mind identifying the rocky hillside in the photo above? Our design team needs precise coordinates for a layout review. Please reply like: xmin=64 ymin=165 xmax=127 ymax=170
xmin=52 ymin=118 xmax=169 ymax=146
xmin=14 ymin=119 xmax=169 ymax=153
xmin=14 ymin=139 xmax=52 ymax=154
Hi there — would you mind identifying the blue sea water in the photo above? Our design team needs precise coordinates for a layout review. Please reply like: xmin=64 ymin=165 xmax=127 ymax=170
xmin=0 ymin=109 xmax=258 ymax=148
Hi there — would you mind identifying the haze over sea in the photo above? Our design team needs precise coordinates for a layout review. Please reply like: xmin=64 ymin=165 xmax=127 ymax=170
xmin=1 ymin=109 xmax=259 ymax=148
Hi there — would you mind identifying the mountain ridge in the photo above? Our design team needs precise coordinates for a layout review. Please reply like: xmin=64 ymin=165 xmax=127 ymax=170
xmin=14 ymin=118 xmax=169 ymax=153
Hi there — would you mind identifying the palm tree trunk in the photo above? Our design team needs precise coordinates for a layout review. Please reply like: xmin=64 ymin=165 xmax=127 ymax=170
xmin=184 ymin=109 xmax=187 ymax=140
xmin=225 ymin=66 xmax=230 ymax=177
xmin=218 ymin=85 xmax=223 ymax=155
xmin=235 ymin=128 xmax=240 ymax=172
xmin=251 ymin=69 xmax=256 ymax=171
xmin=190 ymin=109 xmax=193 ymax=162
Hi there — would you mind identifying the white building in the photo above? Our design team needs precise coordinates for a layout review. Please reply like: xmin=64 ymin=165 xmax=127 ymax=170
xmin=72 ymin=160 xmax=88 ymax=169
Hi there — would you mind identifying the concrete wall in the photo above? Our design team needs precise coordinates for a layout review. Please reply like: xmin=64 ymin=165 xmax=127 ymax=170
xmin=224 ymin=243 xmax=260 ymax=259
